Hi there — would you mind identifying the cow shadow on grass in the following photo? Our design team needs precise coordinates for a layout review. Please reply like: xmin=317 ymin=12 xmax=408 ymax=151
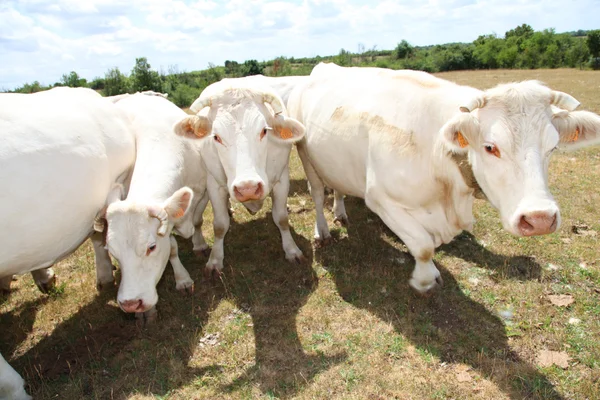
xmin=439 ymin=230 xmax=543 ymax=281
xmin=4 ymin=211 xmax=340 ymax=399
xmin=0 ymin=294 xmax=47 ymax=368
xmin=6 ymin=281 xmax=225 ymax=399
xmin=197 ymin=212 xmax=346 ymax=398
xmin=315 ymin=196 xmax=563 ymax=399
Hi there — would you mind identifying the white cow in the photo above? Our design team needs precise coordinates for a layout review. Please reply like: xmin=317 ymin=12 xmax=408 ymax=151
xmin=104 ymin=93 xmax=209 ymax=319
xmin=0 ymin=87 xmax=136 ymax=400
xmin=173 ymin=82 xmax=306 ymax=273
xmin=289 ymin=62 xmax=600 ymax=294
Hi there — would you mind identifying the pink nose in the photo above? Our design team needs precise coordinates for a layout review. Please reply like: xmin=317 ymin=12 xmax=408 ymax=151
xmin=234 ymin=181 xmax=264 ymax=202
xmin=518 ymin=211 xmax=558 ymax=236
xmin=119 ymin=299 xmax=145 ymax=313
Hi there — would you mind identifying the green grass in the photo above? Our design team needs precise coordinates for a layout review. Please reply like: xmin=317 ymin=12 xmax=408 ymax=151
xmin=1 ymin=68 xmax=600 ymax=399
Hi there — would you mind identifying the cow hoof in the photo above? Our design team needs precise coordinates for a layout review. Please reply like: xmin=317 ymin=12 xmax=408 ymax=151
xmin=194 ymin=247 xmax=211 ymax=258
xmin=203 ymin=267 xmax=223 ymax=282
xmin=333 ymin=215 xmax=349 ymax=227
xmin=287 ymin=253 xmax=307 ymax=264
xmin=136 ymin=307 xmax=158 ymax=327
xmin=176 ymin=280 xmax=195 ymax=294
xmin=314 ymin=236 xmax=332 ymax=248
xmin=96 ymin=277 xmax=115 ymax=291
xmin=36 ymin=275 xmax=57 ymax=294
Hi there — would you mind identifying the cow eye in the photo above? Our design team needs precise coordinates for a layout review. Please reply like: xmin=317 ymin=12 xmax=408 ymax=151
xmin=214 ymin=134 xmax=223 ymax=145
xmin=146 ymin=243 xmax=156 ymax=256
xmin=484 ymin=143 xmax=501 ymax=158
xmin=260 ymin=128 xmax=268 ymax=140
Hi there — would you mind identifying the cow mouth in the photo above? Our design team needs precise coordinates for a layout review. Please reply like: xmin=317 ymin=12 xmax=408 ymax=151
xmin=242 ymin=199 xmax=264 ymax=214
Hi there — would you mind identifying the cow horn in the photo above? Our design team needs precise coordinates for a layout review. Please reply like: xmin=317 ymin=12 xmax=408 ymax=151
xmin=189 ymin=96 xmax=213 ymax=114
xmin=148 ymin=207 xmax=169 ymax=236
xmin=93 ymin=215 xmax=106 ymax=233
xmin=550 ymin=90 xmax=580 ymax=111
xmin=262 ymin=92 xmax=284 ymax=115
xmin=460 ymin=95 xmax=486 ymax=113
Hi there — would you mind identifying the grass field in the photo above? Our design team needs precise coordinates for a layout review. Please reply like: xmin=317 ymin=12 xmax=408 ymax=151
xmin=1 ymin=69 xmax=599 ymax=400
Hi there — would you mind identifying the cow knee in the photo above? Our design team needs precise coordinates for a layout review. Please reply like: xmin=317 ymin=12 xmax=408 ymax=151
xmin=277 ymin=216 xmax=290 ymax=230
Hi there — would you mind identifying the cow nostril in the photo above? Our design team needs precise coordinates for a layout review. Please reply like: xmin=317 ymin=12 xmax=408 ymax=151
xmin=136 ymin=299 xmax=144 ymax=311
xmin=255 ymin=182 xmax=263 ymax=196
xmin=519 ymin=215 xmax=534 ymax=233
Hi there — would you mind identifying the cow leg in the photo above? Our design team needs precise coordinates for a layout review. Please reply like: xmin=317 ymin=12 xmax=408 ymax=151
xmin=31 ymin=268 xmax=56 ymax=294
xmin=0 ymin=352 xmax=31 ymax=400
xmin=272 ymin=169 xmax=305 ymax=263
xmin=169 ymin=236 xmax=194 ymax=293
xmin=296 ymin=140 xmax=331 ymax=245
xmin=205 ymin=175 xmax=230 ymax=274
xmin=91 ymin=231 xmax=115 ymax=291
xmin=192 ymin=192 xmax=210 ymax=257
xmin=333 ymin=191 xmax=349 ymax=227
xmin=366 ymin=192 xmax=442 ymax=294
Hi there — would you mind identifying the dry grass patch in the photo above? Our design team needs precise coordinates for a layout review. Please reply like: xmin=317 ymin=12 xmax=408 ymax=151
xmin=1 ymin=68 xmax=599 ymax=399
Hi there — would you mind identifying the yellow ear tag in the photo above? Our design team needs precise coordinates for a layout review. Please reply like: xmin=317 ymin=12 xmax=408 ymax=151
xmin=280 ymin=127 xmax=294 ymax=140
xmin=173 ymin=208 xmax=185 ymax=218
xmin=570 ymin=127 xmax=580 ymax=142
xmin=456 ymin=131 xmax=469 ymax=148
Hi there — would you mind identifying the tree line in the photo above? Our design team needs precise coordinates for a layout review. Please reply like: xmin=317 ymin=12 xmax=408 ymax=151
xmin=6 ymin=25 xmax=600 ymax=108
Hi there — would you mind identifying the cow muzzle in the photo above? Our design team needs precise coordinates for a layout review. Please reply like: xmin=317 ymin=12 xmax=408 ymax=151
xmin=517 ymin=211 xmax=558 ymax=236
xmin=233 ymin=181 xmax=264 ymax=202
xmin=119 ymin=298 xmax=148 ymax=313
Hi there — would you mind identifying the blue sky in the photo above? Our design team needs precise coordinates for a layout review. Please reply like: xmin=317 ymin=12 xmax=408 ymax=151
xmin=1 ymin=0 xmax=599 ymax=90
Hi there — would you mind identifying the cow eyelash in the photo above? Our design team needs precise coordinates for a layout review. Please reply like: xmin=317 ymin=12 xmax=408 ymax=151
xmin=214 ymin=134 xmax=223 ymax=145
xmin=260 ymin=127 xmax=269 ymax=140
xmin=146 ymin=243 xmax=156 ymax=256
xmin=484 ymin=143 xmax=501 ymax=158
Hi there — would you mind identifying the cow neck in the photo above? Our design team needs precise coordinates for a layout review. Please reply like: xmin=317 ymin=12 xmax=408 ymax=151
xmin=449 ymin=152 xmax=487 ymax=201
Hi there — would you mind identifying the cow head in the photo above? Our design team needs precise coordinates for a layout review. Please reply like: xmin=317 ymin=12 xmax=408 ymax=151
xmin=441 ymin=81 xmax=600 ymax=237
xmin=174 ymin=86 xmax=304 ymax=213
xmin=105 ymin=187 xmax=193 ymax=313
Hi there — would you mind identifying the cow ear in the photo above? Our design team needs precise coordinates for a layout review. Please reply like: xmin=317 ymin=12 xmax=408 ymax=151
xmin=552 ymin=109 xmax=600 ymax=149
xmin=440 ymin=113 xmax=481 ymax=153
xmin=94 ymin=183 xmax=125 ymax=232
xmin=270 ymin=115 xmax=305 ymax=144
xmin=163 ymin=187 xmax=194 ymax=221
xmin=173 ymin=115 xmax=212 ymax=139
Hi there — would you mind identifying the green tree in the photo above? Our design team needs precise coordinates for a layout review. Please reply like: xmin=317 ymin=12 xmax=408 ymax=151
xmin=241 ymin=60 xmax=264 ymax=76
xmin=224 ymin=60 xmax=241 ymax=76
xmin=61 ymin=71 xmax=87 ymax=87
xmin=473 ymin=34 xmax=504 ymax=68
xmin=89 ymin=77 xmax=105 ymax=91
xmin=566 ymin=38 xmax=590 ymax=69
xmin=13 ymin=81 xmax=48 ymax=93
xmin=586 ymin=30 xmax=600 ymax=69
xmin=505 ymin=24 xmax=534 ymax=41
xmin=104 ymin=67 xmax=129 ymax=96
xmin=334 ymin=48 xmax=353 ymax=66
xmin=395 ymin=40 xmax=414 ymax=59
xmin=130 ymin=57 xmax=163 ymax=92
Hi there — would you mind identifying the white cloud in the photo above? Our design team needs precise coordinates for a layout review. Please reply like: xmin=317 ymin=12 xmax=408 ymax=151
xmin=1 ymin=0 xmax=599 ymax=89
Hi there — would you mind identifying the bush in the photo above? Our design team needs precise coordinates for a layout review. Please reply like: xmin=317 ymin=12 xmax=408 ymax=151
xmin=169 ymin=84 xmax=202 ymax=108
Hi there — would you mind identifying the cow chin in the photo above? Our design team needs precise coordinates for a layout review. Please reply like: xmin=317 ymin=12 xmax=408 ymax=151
xmin=242 ymin=199 xmax=265 ymax=215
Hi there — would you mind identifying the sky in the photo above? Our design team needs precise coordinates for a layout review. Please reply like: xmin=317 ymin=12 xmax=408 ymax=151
xmin=1 ymin=0 xmax=599 ymax=90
